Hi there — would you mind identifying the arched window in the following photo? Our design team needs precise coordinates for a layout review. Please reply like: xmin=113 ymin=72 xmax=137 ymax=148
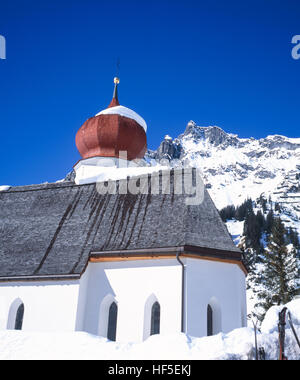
xmin=15 ymin=303 xmax=24 ymax=330
xmin=150 ymin=301 xmax=160 ymax=336
xmin=107 ymin=302 xmax=118 ymax=341
xmin=207 ymin=297 xmax=222 ymax=336
xmin=207 ymin=304 xmax=213 ymax=336
xmin=7 ymin=298 xmax=24 ymax=330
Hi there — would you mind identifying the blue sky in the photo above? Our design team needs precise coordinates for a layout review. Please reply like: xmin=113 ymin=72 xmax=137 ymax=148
xmin=0 ymin=0 xmax=300 ymax=185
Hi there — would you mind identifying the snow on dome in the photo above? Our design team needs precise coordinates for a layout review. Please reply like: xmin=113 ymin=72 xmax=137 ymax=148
xmin=96 ymin=105 xmax=147 ymax=132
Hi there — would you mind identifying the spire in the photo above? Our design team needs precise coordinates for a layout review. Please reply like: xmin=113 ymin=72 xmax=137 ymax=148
xmin=108 ymin=77 xmax=120 ymax=108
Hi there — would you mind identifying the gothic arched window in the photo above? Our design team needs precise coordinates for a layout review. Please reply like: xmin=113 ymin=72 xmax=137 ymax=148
xmin=15 ymin=303 xmax=24 ymax=330
xmin=207 ymin=304 xmax=213 ymax=336
xmin=107 ymin=302 xmax=118 ymax=341
xmin=150 ymin=301 xmax=160 ymax=336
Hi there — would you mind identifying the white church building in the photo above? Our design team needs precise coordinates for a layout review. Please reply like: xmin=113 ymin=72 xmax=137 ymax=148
xmin=0 ymin=78 xmax=247 ymax=343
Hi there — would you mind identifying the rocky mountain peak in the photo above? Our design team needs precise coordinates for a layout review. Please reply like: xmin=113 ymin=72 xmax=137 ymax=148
xmin=146 ymin=121 xmax=300 ymax=224
xmin=182 ymin=122 xmax=243 ymax=148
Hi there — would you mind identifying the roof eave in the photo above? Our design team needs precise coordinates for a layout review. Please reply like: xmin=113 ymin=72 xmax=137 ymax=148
xmin=89 ymin=245 xmax=248 ymax=275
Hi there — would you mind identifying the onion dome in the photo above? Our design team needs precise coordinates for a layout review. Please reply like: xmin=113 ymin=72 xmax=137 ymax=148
xmin=75 ymin=78 xmax=147 ymax=161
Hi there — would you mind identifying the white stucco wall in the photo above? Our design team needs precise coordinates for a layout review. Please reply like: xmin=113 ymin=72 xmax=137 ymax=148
xmin=80 ymin=259 xmax=183 ymax=343
xmin=185 ymin=258 xmax=247 ymax=337
xmin=0 ymin=280 xmax=80 ymax=331
xmin=0 ymin=257 xmax=247 ymax=341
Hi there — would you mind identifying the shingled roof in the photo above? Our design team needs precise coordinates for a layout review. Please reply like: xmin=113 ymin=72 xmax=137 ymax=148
xmin=0 ymin=169 xmax=243 ymax=281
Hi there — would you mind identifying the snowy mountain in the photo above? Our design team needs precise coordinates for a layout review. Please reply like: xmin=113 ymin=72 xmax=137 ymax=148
xmin=146 ymin=121 xmax=300 ymax=237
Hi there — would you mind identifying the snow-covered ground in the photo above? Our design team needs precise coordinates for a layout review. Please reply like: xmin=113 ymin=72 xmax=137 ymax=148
xmin=1 ymin=299 xmax=300 ymax=360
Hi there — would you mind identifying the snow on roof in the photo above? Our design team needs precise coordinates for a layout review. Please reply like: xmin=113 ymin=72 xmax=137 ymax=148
xmin=96 ymin=105 xmax=147 ymax=132
xmin=0 ymin=185 xmax=11 ymax=192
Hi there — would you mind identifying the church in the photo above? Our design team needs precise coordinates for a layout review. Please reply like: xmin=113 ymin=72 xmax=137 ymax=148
xmin=0 ymin=78 xmax=247 ymax=343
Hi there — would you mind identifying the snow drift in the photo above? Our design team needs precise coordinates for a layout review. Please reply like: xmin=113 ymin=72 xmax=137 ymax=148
xmin=1 ymin=299 xmax=300 ymax=360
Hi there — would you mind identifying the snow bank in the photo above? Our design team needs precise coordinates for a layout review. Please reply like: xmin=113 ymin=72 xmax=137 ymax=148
xmin=261 ymin=298 xmax=300 ymax=334
xmin=1 ymin=300 xmax=300 ymax=360
xmin=0 ymin=330 xmax=256 ymax=360
xmin=0 ymin=328 xmax=299 ymax=360
xmin=0 ymin=185 xmax=11 ymax=192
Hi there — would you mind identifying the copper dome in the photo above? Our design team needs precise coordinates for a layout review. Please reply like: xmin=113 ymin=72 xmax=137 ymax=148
xmin=75 ymin=78 xmax=147 ymax=161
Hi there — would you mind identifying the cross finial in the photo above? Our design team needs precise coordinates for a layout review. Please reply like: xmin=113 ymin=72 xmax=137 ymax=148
xmin=108 ymin=76 xmax=120 ymax=108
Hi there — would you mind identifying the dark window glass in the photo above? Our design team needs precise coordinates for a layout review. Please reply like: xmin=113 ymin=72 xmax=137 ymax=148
xmin=207 ymin=304 xmax=213 ymax=336
xmin=107 ymin=302 xmax=118 ymax=341
xmin=150 ymin=301 xmax=160 ymax=336
xmin=15 ymin=303 xmax=24 ymax=330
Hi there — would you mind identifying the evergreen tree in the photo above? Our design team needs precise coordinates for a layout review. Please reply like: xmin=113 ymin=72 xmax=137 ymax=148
xmin=243 ymin=210 xmax=264 ymax=259
xmin=258 ymin=195 xmax=267 ymax=213
xmin=252 ymin=218 xmax=299 ymax=321
xmin=235 ymin=198 xmax=253 ymax=221
xmin=265 ymin=210 xmax=274 ymax=235
xmin=256 ymin=210 xmax=265 ymax=232
xmin=219 ymin=205 xmax=236 ymax=222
